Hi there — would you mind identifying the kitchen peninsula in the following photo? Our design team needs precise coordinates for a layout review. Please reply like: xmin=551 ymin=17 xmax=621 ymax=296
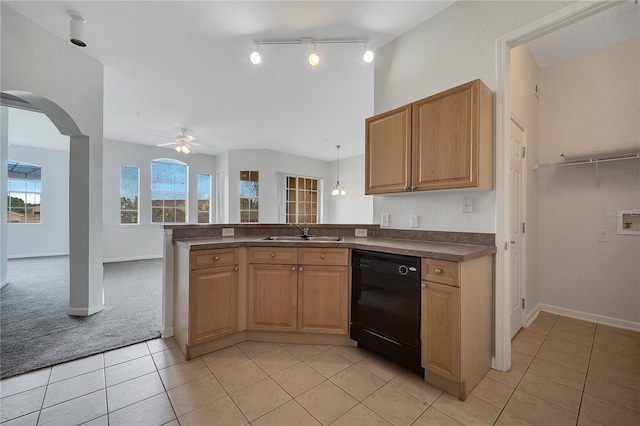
xmin=163 ymin=224 xmax=496 ymax=399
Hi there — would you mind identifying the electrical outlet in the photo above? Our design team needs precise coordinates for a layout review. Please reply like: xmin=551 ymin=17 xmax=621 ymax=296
xmin=355 ymin=229 xmax=368 ymax=237
xmin=597 ymin=229 xmax=609 ymax=242
xmin=462 ymin=197 xmax=473 ymax=213
xmin=409 ymin=215 xmax=418 ymax=228
xmin=381 ymin=214 xmax=390 ymax=227
xmin=222 ymin=228 xmax=234 ymax=237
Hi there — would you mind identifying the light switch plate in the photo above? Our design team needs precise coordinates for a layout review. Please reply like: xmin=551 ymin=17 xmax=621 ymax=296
xmin=409 ymin=215 xmax=418 ymax=228
xmin=381 ymin=214 xmax=390 ymax=227
xmin=222 ymin=228 xmax=234 ymax=237
xmin=355 ymin=229 xmax=368 ymax=237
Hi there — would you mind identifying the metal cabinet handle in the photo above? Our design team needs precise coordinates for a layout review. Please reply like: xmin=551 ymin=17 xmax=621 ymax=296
xmin=321 ymin=254 xmax=326 ymax=259
xmin=271 ymin=253 xmax=276 ymax=258
xmin=421 ymin=283 xmax=427 ymax=289
xmin=291 ymin=266 xmax=296 ymax=271
xmin=404 ymin=186 xmax=409 ymax=190
xmin=434 ymin=268 xmax=442 ymax=274
xmin=299 ymin=267 xmax=304 ymax=272
xmin=411 ymin=185 xmax=416 ymax=190
xmin=234 ymin=266 xmax=239 ymax=272
xmin=213 ymin=256 xmax=219 ymax=261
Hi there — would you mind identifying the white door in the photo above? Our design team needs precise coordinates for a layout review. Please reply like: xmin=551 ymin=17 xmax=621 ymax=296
xmin=510 ymin=115 xmax=527 ymax=338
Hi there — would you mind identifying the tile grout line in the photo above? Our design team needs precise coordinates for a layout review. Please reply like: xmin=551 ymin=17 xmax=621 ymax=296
xmin=493 ymin=314 xmax=559 ymax=425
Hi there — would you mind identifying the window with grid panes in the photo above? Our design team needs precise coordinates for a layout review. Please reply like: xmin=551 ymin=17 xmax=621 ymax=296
xmin=197 ymin=174 xmax=211 ymax=223
xmin=239 ymin=170 xmax=259 ymax=222
xmin=7 ymin=160 xmax=41 ymax=224
xmin=285 ymin=175 xmax=319 ymax=224
xmin=120 ymin=166 xmax=139 ymax=224
xmin=151 ymin=158 xmax=187 ymax=223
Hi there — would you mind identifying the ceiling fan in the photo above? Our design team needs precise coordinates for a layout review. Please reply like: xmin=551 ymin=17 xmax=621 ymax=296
xmin=155 ymin=128 xmax=201 ymax=154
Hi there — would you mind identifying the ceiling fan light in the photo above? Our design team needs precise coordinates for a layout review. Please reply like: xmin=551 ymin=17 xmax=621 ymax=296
xmin=331 ymin=187 xmax=339 ymax=196
xmin=340 ymin=187 xmax=346 ymax=196
xmin=250 ymin=51 xmax=261 ymax=65
xmin=363 ymin=50 xmax=374 ymax=63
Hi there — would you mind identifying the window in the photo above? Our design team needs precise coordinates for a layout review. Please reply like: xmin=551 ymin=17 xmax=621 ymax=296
xmin=197 ymin=174 xmax=211 ymax=223
xmin=285 ymin=175 xmax=320 ymax=224
xmin=7 ymin=160 xmax=41 ymax=224
xmin=120 ymin=166 xmax=139 ymax=224
xmin=239 ymin=170 xmax=259 ymax=222
xmin=151 ymin=158 xmax=187 ymax=223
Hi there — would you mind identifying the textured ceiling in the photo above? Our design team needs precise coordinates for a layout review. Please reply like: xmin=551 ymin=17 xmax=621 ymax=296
xmin=4 ymin=1 xmax=455 ymax=160
xmin=5 ymin=1 xmax=638 ymax=159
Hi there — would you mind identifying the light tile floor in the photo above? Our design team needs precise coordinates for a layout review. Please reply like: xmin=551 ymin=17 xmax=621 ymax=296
xmin=1 ymin=313 xmax=639 ymax=425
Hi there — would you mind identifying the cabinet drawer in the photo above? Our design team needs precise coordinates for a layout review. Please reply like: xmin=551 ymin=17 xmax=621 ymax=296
xmin=190 ymin=249 xmax=238 ymax=270
xmin=249 ymin=247 xmax=298 ymax=264
xmin=299 ymin=248 xmax=348 ymax=266
xmin=422 ymin=258 xmax=459 ymax=286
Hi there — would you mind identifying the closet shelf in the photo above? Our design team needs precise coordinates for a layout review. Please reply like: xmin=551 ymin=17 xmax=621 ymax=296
xmin=534 ymin=152 xmax=640 ymax=170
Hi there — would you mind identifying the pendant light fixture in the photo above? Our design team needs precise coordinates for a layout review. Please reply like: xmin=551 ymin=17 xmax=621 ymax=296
xmin=308 ymin=42 xmax=320 ymax=67
xmin=331 ymin=145 xmax=346 ymax=196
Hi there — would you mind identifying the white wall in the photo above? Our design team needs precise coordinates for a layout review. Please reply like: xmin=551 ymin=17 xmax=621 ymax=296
xmin=373 ymin=0 xmax=568 ymax=232
xmin=509 ymin=45 xmax=541 ymax=316
xmin=103 ymin=139 xmax=216 ymax=262
xmin=328 ymin=154 xmax=374 ymax=224
xmin=537 ymin=37 xmax=640 ymax=325
xmin=7 ymin=145 xmax=69 ymax=258
xmin=1 ymin=4 xmax=105 ymax=315
xmin=225 ymin=149 xmax=332 ymax=223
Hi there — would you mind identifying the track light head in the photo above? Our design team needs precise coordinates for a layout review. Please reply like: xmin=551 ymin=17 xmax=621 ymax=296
xmin=250 ymin=51 xmax=261 ymax=65
xmin=363 ymin=50 xmax=374 ymax=63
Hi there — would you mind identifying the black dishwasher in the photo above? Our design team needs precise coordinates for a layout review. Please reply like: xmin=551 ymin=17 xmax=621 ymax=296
xmin=351 ymin=249 xmax=423 ymax=373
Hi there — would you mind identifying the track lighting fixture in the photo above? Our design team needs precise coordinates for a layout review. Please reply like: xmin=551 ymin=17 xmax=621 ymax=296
xmin=250 ymin=38 xmax=373 ymax=66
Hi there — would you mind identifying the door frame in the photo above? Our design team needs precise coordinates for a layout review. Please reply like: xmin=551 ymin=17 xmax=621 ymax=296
xmin=494 ymin=0 xmax=619 ymax=371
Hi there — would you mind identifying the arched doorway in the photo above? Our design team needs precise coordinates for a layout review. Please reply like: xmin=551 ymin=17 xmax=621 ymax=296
xmin=1 ymin=91 xmax=104 ymax=316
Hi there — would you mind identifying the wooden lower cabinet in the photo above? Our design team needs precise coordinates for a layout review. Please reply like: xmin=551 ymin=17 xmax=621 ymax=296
xmin=248 ymin=264 xmax=298 ymax=331
xmin=248 ymin=247 xmax=349 ymax=335
xmin=173 ymin=247 xmax=242 ymax=358
xmin=190 ymin=266 xmax=238 ymax=345
xmin=298 ymin=265 xmax=348 ymax=334
xmin=420 ymin=255 xmax=493 ymax=400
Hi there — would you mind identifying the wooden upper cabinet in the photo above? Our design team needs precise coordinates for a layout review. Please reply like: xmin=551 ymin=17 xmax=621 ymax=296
xmin=365 ymin=79 xmax=493 ymax=194
xmin=413 ymin=80 xmax=493 ymax=190
xmin=365 ymin=104 xmax=412 ymax=194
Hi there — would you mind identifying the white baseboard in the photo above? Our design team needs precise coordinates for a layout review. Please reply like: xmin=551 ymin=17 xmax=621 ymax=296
xmin=161 ymin=327 xmax=174 ymax=338
xmin=8 ymin=252 xmax=69 ymax=259
xmin=103 ymin=255 xmax=163 ymax=263
xmin=68 ymin=303 xmax=105 ymax=316
xmin=538 ymin=303 xmax=640 ymax=332
xmin=525 ymin=303 xmax=542 ymax=327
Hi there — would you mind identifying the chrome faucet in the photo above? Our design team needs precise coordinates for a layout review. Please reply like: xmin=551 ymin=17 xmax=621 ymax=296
xmin=290 ymin=222 xmax=310 ymax=238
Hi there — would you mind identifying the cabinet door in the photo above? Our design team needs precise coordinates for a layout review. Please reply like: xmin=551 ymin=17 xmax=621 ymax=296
xmin=189 ymin=266 xmax=238 ymax=345
xmin=298 ymin=266 xmax=349 ymax=334
xmin=412 ymin=81 xmax=476 ymax=191
xmin=365 ymin=104 xmax=412 ymax=194
xmin=248 ymin=264 xmax=298 ymax=331
xmin=421 ymin=281 xmax=461 ymax=382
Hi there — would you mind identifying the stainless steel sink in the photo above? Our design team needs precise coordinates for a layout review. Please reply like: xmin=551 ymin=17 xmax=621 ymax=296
xmin=260 ymin=236 xmax=344 ymax=242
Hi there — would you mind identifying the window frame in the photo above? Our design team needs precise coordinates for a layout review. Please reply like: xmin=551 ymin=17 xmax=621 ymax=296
xmin=197 ymin=173 xmax=212 ymax=224
xmin=277 ymin=173 xmax=323 ymax=224
xmin=239 ymin=170 xmax=259 ymax=223
xmin=120 ymin=165 xmax=140 ymax=225
xmin=151 ymin=158 xmax=188 ymax=224
xmin=7 ymin=160 xmax=42 ymax=225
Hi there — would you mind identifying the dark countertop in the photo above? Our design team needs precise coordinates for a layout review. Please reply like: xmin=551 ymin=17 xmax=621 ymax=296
xmin=175 ymin=236 xmax=496 ymax=262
